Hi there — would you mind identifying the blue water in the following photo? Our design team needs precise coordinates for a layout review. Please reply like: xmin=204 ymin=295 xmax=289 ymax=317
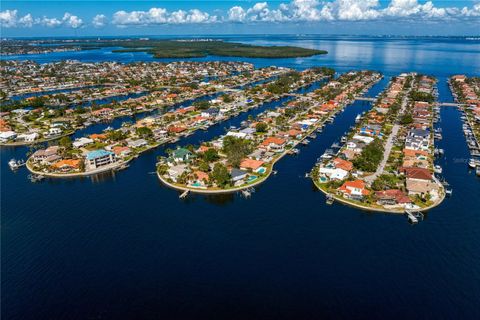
xmin=2 ymin=35 xmax=480 ymax=319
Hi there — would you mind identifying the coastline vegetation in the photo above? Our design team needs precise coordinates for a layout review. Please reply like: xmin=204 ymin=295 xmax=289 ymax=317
xmin=78 ymin=40 xmax=327 ymax=58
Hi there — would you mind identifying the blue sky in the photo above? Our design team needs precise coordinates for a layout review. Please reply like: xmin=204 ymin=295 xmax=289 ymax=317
xmin=1 ymin=1 xmax=479 ymax=37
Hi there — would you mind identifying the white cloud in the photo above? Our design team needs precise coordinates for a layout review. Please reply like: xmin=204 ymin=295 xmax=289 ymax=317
xmin=1 ymin=1 xmax=480 ymax=30
xmin=112 ymin=7 xmax=216 ymax=26
xmin=18 ymin=13 xmax=34 ymax=27
xmin=226 ymin=0 xmax=480 ymax=23
xmin=62 ymin=13 xmax=83 ymax=28
xmin=92 ymin=14 xmax=107 ymax=28
xmin=228 ymin=6 xmax=247 ymax=22
xmin=0 ymin=9 xmax=18 ymax=27
xmin=40 ymin=17 xmax=63 ymax=28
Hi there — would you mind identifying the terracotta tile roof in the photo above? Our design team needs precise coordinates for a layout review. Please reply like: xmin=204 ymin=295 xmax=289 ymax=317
xmin=240 ymin=158 xmax=264 ymax=170
xmin=261 ymin=137 xmax=286 ymax=146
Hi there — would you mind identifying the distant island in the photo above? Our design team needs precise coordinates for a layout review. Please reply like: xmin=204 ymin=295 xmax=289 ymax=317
xmin=81 ymin=39 xmax=327 ymax=59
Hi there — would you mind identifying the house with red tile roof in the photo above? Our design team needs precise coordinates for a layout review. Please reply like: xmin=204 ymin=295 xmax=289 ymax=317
xmin=375 ymin=189 xmax=411 ymax=206
xmin=260 ymin=137 xmax=286 ymax=153
xmin=338 ymin=180 xmax=370 ymax=200
xmin=240 ymin=158 xmax=264 ymax=171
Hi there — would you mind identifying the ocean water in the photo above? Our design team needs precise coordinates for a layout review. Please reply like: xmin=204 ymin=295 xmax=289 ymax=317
xmin=1 ymin=35 xmax=480 ymax=319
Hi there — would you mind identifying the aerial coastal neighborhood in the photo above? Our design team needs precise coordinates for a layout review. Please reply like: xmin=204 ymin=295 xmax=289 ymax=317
xmin=156 ymin=70 xmax=381 ymax=193
xmin=312 ymin=73 xmax=447 ymax=212
xmin=1 ymin=53 xmax=476 ymax=215
xmin=0 ymin=60 xmax=283 ymax=145
xmin=450 ymin=75 xmax=480 ymax=173
xmin=20 ymin=66 xmax=328 ymax=177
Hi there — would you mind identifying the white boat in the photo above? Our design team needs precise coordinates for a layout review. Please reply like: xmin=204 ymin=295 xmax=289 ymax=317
xmin=28 ymin=174 xmax=44 ymax=182
xmin=355 ymin=114 xmax=361 ymax=123
xmin=301 ymin=139 xmax=310 ymax=145
xmin=445 ymin=189 xmax=453 ymax=197
xmin=326 ymin=194 xmax=334 ymax=205
xmin=8 ymin=158 xmax=25 ymax=170
xmin=289 ymin=148 xmax=300 ymax=155
xmin=434 ymin=165 xmax=443 ymax=174
xmin=468 ymin=158 xmax=479 ymax=168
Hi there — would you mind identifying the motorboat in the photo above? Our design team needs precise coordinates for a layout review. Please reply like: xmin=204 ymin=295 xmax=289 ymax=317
xmin=8 ymin=159 xmax=25 ymax=170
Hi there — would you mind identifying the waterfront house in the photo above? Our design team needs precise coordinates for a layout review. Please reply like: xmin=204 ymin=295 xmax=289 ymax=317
xmin=86 ymin=150 xmax=116 ymax=170
xmin=230 ymin=168 xmax=248 ymax=182
xmin=112 ymin=146 xmax=131 ymax=158
xmin=260 ymin=137 xmax=286 ymax=153
xmin=42 ymin=154 xmax=62 ymax=166
xmin=194 ymin=171 xmax=209 ymax=183
xmin=167 ymin=164 xmax=188 ymax=182
xmin=168 ymin=126 xmax=187 ymax=134
xmin=92 ymin=107 xmax=113 ymax=117
xmin=337 ymin=180 xmax=370 ymax=200
xmin=46 ymin=127 xmax=62 ymax=137
xmin=172 ymin=148 xmax=193 ymax=163
xmin=240 ymin=158 xmax=265 ymax=171
xmin=90 ymin=133 xmax=107 ymax=141
xmin=31 ymin=146 xmax=59 ymax=162
xmin=360 ymin=125 xmax=382 ymax=137
xmin=73 ymin=137 xmax=94 ymax=148
xmin=201 ymin=108 xmax=219 ymax=118
xmin=400 ymin=167 xmax=438 ymax=197
xmin=51 ymin=159 xmax=81 ymax=172
xmin=16 ymin=132 xmax=39 ymax=142
xmin=375 ymin=189 xmax=412 ymax=206
xmin=127 ymin=138 xmax=148 ymax=148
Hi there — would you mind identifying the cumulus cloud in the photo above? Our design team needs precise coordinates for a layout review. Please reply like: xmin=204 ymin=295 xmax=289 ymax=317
xmin=92 ymin=14 xmax=107 ymax=28
xmin=112 ymin=7 xmax=216 ymax=26
xmin=228 ymin=6 xmax=247 ymax=22
xmin=1 ymin=1 xmax=480 ymax=29
xmin=18 ymin=13 xmax=34 ymax=27
xmin=62 ymin=13 xmax=83 ymax=28
xmin=0 ymin=9 xmax=19 ymax=27
xmin=0 ymin=10 xmax=84 ymax=28
xmin=226 ymin=0 xmax=480 ymax=22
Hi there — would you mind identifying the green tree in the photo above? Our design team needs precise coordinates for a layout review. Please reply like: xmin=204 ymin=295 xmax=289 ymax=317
xmin=211 ymin=163 xmax=230 ymax=187
xmin=353 ymin=138 xmax=384 ymax=172
xmin=221 ymin=94 xmax=233 ymax=103
xmin=58 ymin=136 xmax=72 ymax=149
xmin=202 ymin=148 xmax=219 ymax=162
xmin=198 ymin=161 xmax=210 ymax=172
xmin=255 ymin=122 xmax=268 ymax=133
xmin=136 ymin=127 xmax=153 ymax=139
xmin=193 ymin=100 xmax=210 ymax=110
xmin=222 ymin=136 xmax=252 ymax=167
xmin=107 ymin=130 xmax=127 ymax=141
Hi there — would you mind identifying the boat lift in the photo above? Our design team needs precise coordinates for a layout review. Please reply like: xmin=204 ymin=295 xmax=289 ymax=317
xmin=405 ymin=209 xmax=424 ymax=224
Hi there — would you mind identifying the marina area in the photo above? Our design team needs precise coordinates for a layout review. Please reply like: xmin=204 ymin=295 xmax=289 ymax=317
xmin=20 ymin=69 xmax=330 ymax=177
xmin=312 ymin=73 xmax=447 ymax=213
xmin=1 ymin=35 xmax=480 ymax=320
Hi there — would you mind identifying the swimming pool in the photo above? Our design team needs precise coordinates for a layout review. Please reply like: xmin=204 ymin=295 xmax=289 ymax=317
xmin=256 ymin=167 xmax=266 ymax=174
xmin=247 ymin=175 xmax=258 ymax=183
xmin=191 ymin=182 xmax=203 ymax=187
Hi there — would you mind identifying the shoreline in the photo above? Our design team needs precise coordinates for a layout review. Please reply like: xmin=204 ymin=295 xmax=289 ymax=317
xmin=156 ymin=81 xmax=376 ymax=195
xmin=24 ymin=76 xmax=328 ymax=178
xmin=1 ymin=71 xmax=287 ymax=147
xmin=313 ymin=178 xmax=445 ymax=214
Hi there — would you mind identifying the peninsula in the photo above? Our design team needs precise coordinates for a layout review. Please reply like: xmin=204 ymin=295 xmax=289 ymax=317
xmin=0 ymin=38 xmax=328 ymax=59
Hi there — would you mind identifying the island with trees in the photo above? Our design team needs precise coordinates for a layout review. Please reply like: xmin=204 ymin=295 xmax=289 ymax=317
xmin=0 ymin=38 xmax=327 ymax=59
